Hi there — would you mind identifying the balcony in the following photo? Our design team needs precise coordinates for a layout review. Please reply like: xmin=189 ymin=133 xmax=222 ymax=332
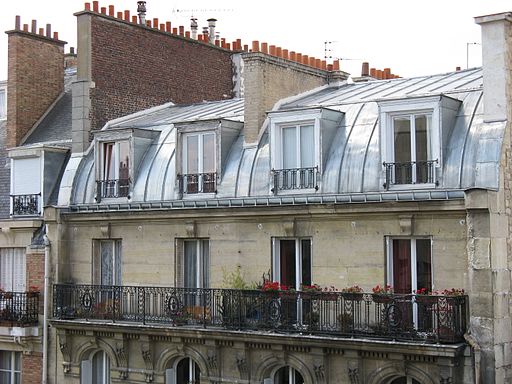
xmin=53 ymin=284 xmax=467 ymax=344
xmin=383 ymin=160 xmax=438 ymax=189
xmin=178 ymin=173 xmax=217 ymax=194
xmin=271 ymin=167 xmax=318 ymax=194
xmin=11 ymin=194 xmax=40 ymax=216
xmin=96 ymin=179 xmax=130 ymax=199
xmin=0 ymin=291 xmax=39 ymax=326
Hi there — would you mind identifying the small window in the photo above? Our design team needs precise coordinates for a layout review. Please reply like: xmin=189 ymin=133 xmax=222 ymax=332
xmin=97 ymin=141 xmax=130 ymax=198
xmin=0 ymin=87 xmax=6 ymax=120
xmin=165 ymin=357 xmax=201 ymax=384
xmin=0 ymin=351 xmax=21 ymax=384
xmin=0 ymin=248 xmax=26 ymax=292
xmin=180 ymin=132 xmax=216 ymax=194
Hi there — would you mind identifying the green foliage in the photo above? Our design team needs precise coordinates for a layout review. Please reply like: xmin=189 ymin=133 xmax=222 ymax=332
xmin=221 ymin=265 xmax=250 ymax=290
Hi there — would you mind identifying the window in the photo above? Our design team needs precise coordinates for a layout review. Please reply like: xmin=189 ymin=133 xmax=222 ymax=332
xmin=272 ymin=238 xmax=311 ymax=290
xmin=177 ymin=240 xmax=209 ymax=289
xmin=0 ymin=87 xmax=6 ymax=120
xmin=0 ymin=351 xmax=21 ymax=384
xmin=10 ymin=157 xmax=41 ymax=216
xmin=165 ymin=357 xmax=201 ymax=384
xmin=181 ymin=132 xmax=216 ymax=194
xmin=264 ymin=366 xmax=304 ymax=384
xmin=81 ymin=350 xmax=110 ymax=384
xmin=0 ymin=249 xmax=26 ymax=292
xmin=97 ymin=141 xmax=130 ymax=198
xmin=93 ymin=240 xmax=122 ymax=286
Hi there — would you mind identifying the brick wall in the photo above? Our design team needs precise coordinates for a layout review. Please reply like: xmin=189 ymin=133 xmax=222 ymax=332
xmin=6 ymin=30 xmax=65 ymax=147
xmin=26 ymin=251 xmax=44 ymax=291
xmin=0 ymin=121 xmax=9 ymax=218
xmin=22 ymin=352 xmax=42 ymax=384
xmin=87 ymin=14 xmax=234 ymax=131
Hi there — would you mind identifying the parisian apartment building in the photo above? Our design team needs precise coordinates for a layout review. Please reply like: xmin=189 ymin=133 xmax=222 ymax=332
xmin=0 ymin=2 xmax=512 ymax=383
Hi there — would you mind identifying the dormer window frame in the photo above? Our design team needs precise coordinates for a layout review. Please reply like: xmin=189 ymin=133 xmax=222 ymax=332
xmin=379 ymin=97 xmax=442 ymax=190
xmin=269 ymin=111 xmax=322 ymax=194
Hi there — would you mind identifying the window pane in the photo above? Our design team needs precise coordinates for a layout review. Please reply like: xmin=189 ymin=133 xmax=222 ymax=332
xmin=299 ymin=125 xmax=314 ymax=168
xmin=416 ymin=239 xmax=432 ymax=291
xmin=282 ymin=127 xmax=297 ymax=169
xmin=186 ymin=136 xmax=199 ymax=174
xmin=301 ymin=240 xmax=311 ymax=286
xmin=393 ymin=117 xmax=411 ymax=163
xmin=0 ymin=351 xmax=11 ymax=370
xmin=92 ymin=352 xmax=104 ymax=384
xmin=118 ymin=141 xmax=130 ymax=181
xmin=100 ymin=241 xmax=113 ymax=286
xmin=279 ymin=240 xmax=296 ymax=288
xmin=103 ymin=143 xmax=115 ymax=180
xmin=392 ymin=239 xmax=411 ymax=294
xmin=176 ymin=358 xmax=190 ymax=383
xmin=184 ymin=241 xmax=198 ymax=288
xmin=0 ymin=249 xmax=13 ymax=291
xmin=202 ymin=134 xmax=215 ymax=173
xmin=201 ymin=240 xmax=209 ymax=288
xmin=13 ymin=352 xmax=20 ymax=372
xmin=114 ymin=241 xmax=122 ymax=285
xmin=415 ymin=115 xmax=428 ymax=162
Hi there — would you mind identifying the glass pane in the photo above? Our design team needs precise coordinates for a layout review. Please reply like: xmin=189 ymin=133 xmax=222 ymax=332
xmin=393 ymin=117 xmax=411 ymax=163
xmin=415 ymin=115 xmax=428 ymax=162
xmin=100 ymin=241 xmax=113 ymax=286
xmin=184 ymin=241 xmax=198 ymax=288
xmin=279 ymin=240 xmax=296 ymax=289
xmin=118 ymin=141 xmax=130 ymax=180
xmin=275 ymin=367 xmax=288 ymax=384
xmin=0 ymin=351 xmax=11 ymax=370
xmin=115 ymin=241 xmax=122 ymax=285
xmin=392 ymin=239 xmax=411 ymax=294
xmin=301 ymin=240 xmax=311 ymax=286
xmin=282 ymin=127 xmax=297 ymax=169
xmin=0 ymin=249 xmax=13 ymax=291
xmin=416 ymin=239 xmax=432 ymax=291
xmin=0 ymin=372 xmax=10 ymax=384
xmin=202 ymin=134 xmax=215 ymax=173
xmin=176 ymin=358 xmax=190 ymax=383
xmin=92 ymin=352 xmax=103 ymax=384
xmin=299 ymin=125 xmax=314 ymax=168
xmin=103 ymin=143 xmax=115 ymax=180
xmin=201 ymin=240 xmax=209 ymax=288
xmin=14 ymin=352 xmax=20 ymax=371
xmin=186 ymin=136 xmax=199 ymax=174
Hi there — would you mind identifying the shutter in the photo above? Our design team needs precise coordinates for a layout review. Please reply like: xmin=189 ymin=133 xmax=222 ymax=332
xmin=0 ymin=249 xmax=12 ymax=291
xmin=12 ymin=158 xmax=41 ymax=195
xmin=81 ymin=360 xmax=92 ymax=384
xmin=12 ymin=249 xmax=26 ymax=292
xmin=165 ymin=368 xmax=176 ymax=384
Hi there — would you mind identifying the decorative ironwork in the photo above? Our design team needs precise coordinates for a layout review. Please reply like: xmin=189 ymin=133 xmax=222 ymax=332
xmin=96 ymin=178 xmax=130 ymax=199
xmin=11 ymin=194 xmax=40 ymax=216
xmin=178 ymin=173 xmax=217 ymax=194
xmin=0 ymin=291 xmax=39 ymax=326
xmin=271 ymin=167 xmax=318 ymax=193
xmin=383 ymin=159 xmax=438 ymax=189
xmin=53 ymin=284 xmax=468 ymax=344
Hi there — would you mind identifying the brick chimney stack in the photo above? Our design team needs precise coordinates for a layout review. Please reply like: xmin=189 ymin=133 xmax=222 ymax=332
xmin=6 ymin=16 xmax=66 ymax=148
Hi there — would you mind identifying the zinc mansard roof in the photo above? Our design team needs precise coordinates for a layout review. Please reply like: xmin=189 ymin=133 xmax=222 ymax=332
xmin=67 ymin=67 xmax=505 ymax=208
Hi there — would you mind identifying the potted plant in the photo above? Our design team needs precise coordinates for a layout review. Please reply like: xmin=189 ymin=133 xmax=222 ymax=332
xmin=27 ymin=286 xmax=39 ymax=298
xmin=414 ymin=287 xmax=437 ymax=305
xmin=372 ymin=284 xmax=393 ymax=304
xmin=341 ymin=285 xmax=364 ymax=301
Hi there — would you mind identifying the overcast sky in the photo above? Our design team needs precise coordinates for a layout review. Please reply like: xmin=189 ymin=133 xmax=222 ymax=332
xmin=0 ymin=0 xmax=509 ymax=80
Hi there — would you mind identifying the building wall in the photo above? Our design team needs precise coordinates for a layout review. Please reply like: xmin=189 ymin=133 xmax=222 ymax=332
xmin=22 ymin=352 xmax=43 ymax=384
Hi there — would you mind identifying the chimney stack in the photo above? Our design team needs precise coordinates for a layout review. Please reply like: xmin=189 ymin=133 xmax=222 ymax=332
xmin=137 ymin=1 xmax=146 ymax=25
xmin=361 ymin=62 xmax=369 ymax=77
xmin=207 ymin=18 xmax=217 ymax=44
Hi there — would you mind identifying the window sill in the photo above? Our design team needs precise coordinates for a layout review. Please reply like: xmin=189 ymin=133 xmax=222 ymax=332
xmin=181 ymin=193 xmax=217 ymax=200
xmin=273 ymin=188 xmax=319 ymax=196
xmin=385 ymin=183 xmax=437 ymax=191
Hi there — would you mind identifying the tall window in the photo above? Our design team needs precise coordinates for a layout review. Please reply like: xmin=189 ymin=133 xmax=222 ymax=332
xmin=165 ymin=357 xmax=200 ymax=384
xmin=386 ymin=238 xmax=432 ymax=294
xmin=93 ymin=240 xmax=122 ymax=286
xmin=98 ymin=141 xmax=130 ymax=198
xmin=0 ymin=351 xmax=21 ymax=384
xmin=181 ymin=240 xmax=209 ymax=289
xmin=265 ymin=366 xmax=304 ymax=384
xmin=81 ymin=350 xmax=110 ymax=384
xmin=272 ymin=238 xmax=311 ymax=290
xmin=0 ymin=249 xmax=26 ymax=292
xmin=182 ymin=132 xmax=216 ymax=194
xmin=0 ymin=88 xmax=6 ymax=120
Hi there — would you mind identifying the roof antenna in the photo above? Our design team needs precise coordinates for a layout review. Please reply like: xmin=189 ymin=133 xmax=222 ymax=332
xmin=137 ymin=1 xmax=147 ymax=25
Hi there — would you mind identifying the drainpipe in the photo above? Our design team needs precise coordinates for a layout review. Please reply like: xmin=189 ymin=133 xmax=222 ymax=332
xmin=464 ymin=333 xmax=481 ymax=384
xmin=42 ymin=226 xmax=51 ymax=384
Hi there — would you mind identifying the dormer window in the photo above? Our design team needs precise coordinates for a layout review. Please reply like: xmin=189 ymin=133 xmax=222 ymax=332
xmin=379 ymin=95 xmax=461 ymax=190
xmin=98 ymin=141 xmax=130 ymax=198
xmin=181 ymin=132 xmax=216 ymax=194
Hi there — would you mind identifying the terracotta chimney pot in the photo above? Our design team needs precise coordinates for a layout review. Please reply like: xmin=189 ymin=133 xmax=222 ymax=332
xmin=166 ymin=22 xmax=171 ymax=32
xmin=261 ymin=42 xmax=268 ymax=54
xmin=179 ymin=26 xmax=185 ymax=35
xmin=23 ymin=24 xmax=29 ymax=32
xmin=92 ymin=1 xmax=99 ymax=12
xmin=185 ymin=31 xmax=190 ymax=38
xmin=290 ymin=51 xmax=296 ymax=61
xmin=361 ymin=62 xmax=369 ymax=76
xmin=269 ymin=45 xmax=276 ymax=56
xmin=101 ymin=7 xmax=107 ymax=14
xmin=53 ymin=31 xmax=59 ymax=40
xmin=153 ymin=18 xmax=159 ymax=28
xmin=15 ymin=15 xmax=21 ymax=30
xmin=117 ymin=12 xmax=123 ymax=19
xmin=131 ymin=15 xmax=137 ymax=23
xmin=282 ymin=49 xmax=289 ymax=60
xmin=172 ymin=27 xmax=178 ymax=34
xmin=38 ymin=28 xmax=44 ymax=35
xmin=370 ymin=68 xmax=376 ymax=77
xmin=296 ymin=53 xmax=302 ymax=63
xmin=252 ymin=41 xmax=260 ymax=52
xmin=85 ymin=3 xmax=91 ymax=11
xmin=124 ymin=10 xmax=131 ymax=22
xmin=333 ymin=60 xmax=340 ymax=71
xmin=108 ymin=5 xmax=115 ymax=16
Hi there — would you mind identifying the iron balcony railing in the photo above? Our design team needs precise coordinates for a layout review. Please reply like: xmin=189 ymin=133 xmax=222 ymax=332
xmin=178 ymin=173 xmax=217 ymax=194
xmin=271 ymin=167 xmax=319 ymax=193
xmin=53 ymin=284 xmax=467 ymax=344
xmin=383 ymin=160 xmax=438 ymax=189
xmin=96 ymin=179 xmax=131 ymax=199
xmin=0 ymin=291 xmax=39 ymax=326
xmin=11 ymin=194 xmax=40 ymax=216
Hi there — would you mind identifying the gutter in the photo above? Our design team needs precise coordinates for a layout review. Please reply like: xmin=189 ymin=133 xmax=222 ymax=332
xmin=42 ymin=226 xmax=51 ymax=384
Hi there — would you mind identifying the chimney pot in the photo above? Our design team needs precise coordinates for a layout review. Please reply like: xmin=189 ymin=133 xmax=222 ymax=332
xmin=309 ymin=57 xmax=316 ymax=66
xmin=302 ymin=55 xmax=309 ymax=65
xmin=370 ymin=68 xmax=376 ymax=77
xmin=282 ymin=49 xmax=288 ymax=59
xmin=384 ymin=68 xmax=391 ymax=79
xmin=215 ymin=40 xmax=220 ymax=47
xmin=70 ymin=47 xmax=75 ymax=54
xmin=296 ymin=53 xmax=302 ymax=62
xmin=38 ymin=28 xmax=44 ymax=35
xmin=153 ymin=18 xmax=159 ymax=28
xmin=172 ymin=27 xmax=178 ymax=34
xmin=315 ymin=58 xmax=322 ymax=69
xmin=108 ymin=5 xmax=115 ymax=16
xmin=117 ymin=12 xmax=123 ymax=19
xmin=327 ymin=64 xmax=333 ymax=71
xmin=455 ymin=66 xmax=461 ymax=71
xmin=124 ymin=10 xmax=130 ymax=22
xmin=261 ymin=42 xmax=268 ymax=54
xmin=92 ymin=1 xmax=99 ymax=12
xmin=322 ymin=60 xmax=327 ymax=70
xmin=31 ymin=20 xmax=37 ymax=33
xmin=252 ymin=41 xmax=260 ymax=52
xmin=45 ymin=23 xmax=51 ymax=37
xmin=243 ymin=44 xmax=249 ymax=51
xmin=269 ymin=45 xmax=276 ymax=56
xmin=132 ymin=15 xmax=137 ymax=23
xmin=236 ymin=39 xmax=242 ymax=50
xmin=290 ymin=51 xmax=296 ymax=61
xmin=100 ymin=7 xmax=107 ymax=14
xmin=276 ymin=47 xmax=282 ymax=57
xmin=53 ymin=31 xmax=59 ymax=40
xmin=198 ymin=35 xmax=203 ymax=42
xmin=207 ymin=18 xmax=217 ymax=44
xmin=185 ymin=31 xmax=190 ymax=38
xmin=333 ymin=59 xmax=340 ymax=71
xmin=85 ymin=3 xmax=91 ymax=11
xmin=166 ymin=21 xmax=171 ymax=32
xmin=15 ymin=15 xmax=21 ymax=30
xmin=226 ymin=43 xmax=231 ymax=50
xmin=179 ymin=26 xmax=185 ymax=36
xmin=23 ymin=24 xmax=29 ymax=32
xmin=376 ymin=69 xmax=383 ymax=79
xmin=361 ymin=62 xmax=369 ymax=76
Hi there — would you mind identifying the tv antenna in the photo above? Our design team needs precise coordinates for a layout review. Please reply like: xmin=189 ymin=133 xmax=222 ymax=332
xmin=324 ymin=41 xmax=361 ymax=62
xmin=171 ymin=8 xmax=233 ymax=18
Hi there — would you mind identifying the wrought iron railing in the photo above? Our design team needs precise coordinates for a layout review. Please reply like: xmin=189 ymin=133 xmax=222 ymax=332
xmin=178 ymin=173 xmax=217 ymax=194
xmin=96 ymin=179 xmax=130 ymax=199
xmin=11 ymin=194 xmax=40 ymax=216
xmin=271 ymin=167 xmax=318 ymax=193
xmin=53 ymin=284 xmax=467 ymax=344
xmin=0 ymin=291 xmax=39 ymax=326
xmin=383 ymin=160 xmax=438 ymax=189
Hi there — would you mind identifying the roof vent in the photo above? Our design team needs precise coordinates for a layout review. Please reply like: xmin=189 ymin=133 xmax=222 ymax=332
xmin=190 ymin=17 xmax=198 ymax=39
xmin=207 ymin=18 xmax=217 ymax=44
xmin=137 ymin=1 xmax=146 ymax=25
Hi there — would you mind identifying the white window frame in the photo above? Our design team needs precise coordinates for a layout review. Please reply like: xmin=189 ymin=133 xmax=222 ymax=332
xmin=182 ymin=132 xmax=216 ymax=175
xmin=271 ymin=238 xmax=312 ymax=291
xmin=165 ymin=357 xmax=200 ymax=384
xmin=81 ymin=350 xmax=110 ymax=384
xmin=379 ymin=97 xmax=441 ymax=189
xmin=10 ymin=156 xmax=43 ymax=216
xmin=99 ymin=140 xmax=130 ymax=182
xmin=0 ymin=351 xmax=21 ymax=383
xmin=182 ymin=239 xmax=209 ymax=289
xmin=93 ymin=240 xmax=122 ymax=286
xmin=0 ymin=248 xmax=26 ymax=292
xmin=0 ymin=85 xmax=6 ymax=120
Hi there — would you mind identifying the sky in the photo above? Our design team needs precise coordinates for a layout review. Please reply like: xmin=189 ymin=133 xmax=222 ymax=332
xmin=0 ymin=0 xmax=509 ymax=80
